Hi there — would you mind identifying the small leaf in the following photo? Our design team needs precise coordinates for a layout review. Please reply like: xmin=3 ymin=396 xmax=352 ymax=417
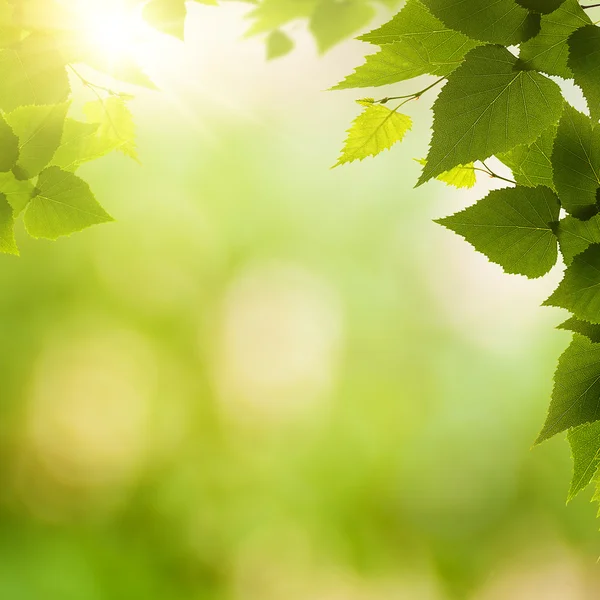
xmin=568 ymin=24 xmax=600 ymax=122
xmin=0 ymin=113 xmax=19 ymax=173
xmin=143 ymin=0 xmax=187 ymax=39
xmin=559 ymin=317 xmax=600 ymax=343
xmin=266 ymin=30 xmax=294 ymax=60
xmin=498 ymin=125 xmax=557 ymax=191
xmin=415 ymin=159 xmax=476 ymax=189
xmin=568 ymin=420 xmax=600 ymax=501
xmin=5 ymin=103 xmax=69 ymax=180
xmin=335 ymin=104 xmax=412 ymax=167
xmin=84 ymin=97 xmax=137 ymax=161
xmin=556 ymin=213 xmax=600 ymax=266
xmin=544 ymin=244 xmax=600 ymax=323
xmin=537 ymin=334 xmax=600 ymax=443
xmin=0 ymin=192 xmax=18 ymax=255
xmin=552 ymin=105 xmax=600 ymax=218
xmin=24 ymin=166 xmax=113 ymax=240
xmin=436 ymin=186 xmax=560 ymax=278
xmin=310 ymin=0 xmax=375 ymax=54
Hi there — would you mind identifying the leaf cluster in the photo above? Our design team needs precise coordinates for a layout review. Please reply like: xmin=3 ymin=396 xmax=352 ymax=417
xmin=334 ymin=0 xmax=600 ymax=508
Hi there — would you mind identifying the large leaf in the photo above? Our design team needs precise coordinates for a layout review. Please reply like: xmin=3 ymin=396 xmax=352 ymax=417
xmin=24 ymin=167 xmax=113 ymax=240
xmin=421 ymin=0 xmax=540 ymax=45
xmin=537 ymin=334 xmax=600 ymax=443
xmin=520 ymin=0 xmax=591 ymax=78
xmin=436 ymin=186 xmax=560 ymax=278
xmin=418 ymin=45 xmax=564 ymax=184
xmin=559 ymin=317 xmax=600 ymax=343
xmin=545 ymin=244 xmax=600 ymax=323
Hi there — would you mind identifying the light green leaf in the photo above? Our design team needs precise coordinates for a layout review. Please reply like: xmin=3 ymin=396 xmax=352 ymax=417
xmin=498 ymin=126 xmax=557 ymax=191
xmin=418 ymin=45 xmax=564 ymax=185
xmin=421 ymin=0 xmax=540 ymax=45
xmin=556 ymin=213 xmax=600 ymax=266
xmin=310 ymin=0 xmax=375 ymax=54
xmin=143 ymin=0 xmax=187 ymax=39
xmin=551 ymin=105 xmax=600 ymax=218
xmin=436 ymin=186 xmax=560 ymax=278
xmin=335 ymin=104 xmax=412 ymax=167
xmin=0 ymin=193 xmax=18 ymax=255
xmin=544 ymin=244 xmax=600 ymax=323
xmin=245 ymin=0 xmax=316 ymax=37
xmin=360 ymin=0 xmax=478 ymax=51
xmin=559 ymin=317 xmax=600 ymax=343
xmin=537 ymin=334 xmax=600 ymax=443
xmin=0 ymin=113 xmax=19 ymax=173
xmin=520 ymin=0 xmax=591 ymax=79
xmin=0 ymin=172 xmax=34 ymax=214
xmin=415 ymin=159 xmax=476 ymax=188
xmin=266 ymin=30 xmax=294 ymax=60
xmin=24 ymin=167 xmax=113 ymax=240
xmin=568 ymin=24 xmax=600 ymax=123
xmin=0 ymin=33 xmax=70 ymax=112
xmin=84 ymin=97 xmax=137 ymax=161
xmin=5 ymin=103 xmax=69 ymax=180
xmin=568 ymin=420 xmax=600 ymax=500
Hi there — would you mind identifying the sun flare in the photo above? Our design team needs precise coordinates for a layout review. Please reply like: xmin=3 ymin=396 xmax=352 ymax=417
xmin=70 ymin=0 xmax=155 ymax=66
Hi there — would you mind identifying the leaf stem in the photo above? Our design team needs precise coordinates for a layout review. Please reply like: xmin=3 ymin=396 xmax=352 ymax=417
xmin=376 ymin=77 xmax=446 ymax=105
xmin=68 ymin=65 xmax=124 ymax=98
xmin=477 ymin=161 xmax=517 ymax=185
xmin=582 ymin=3 xmax=600 ymax=8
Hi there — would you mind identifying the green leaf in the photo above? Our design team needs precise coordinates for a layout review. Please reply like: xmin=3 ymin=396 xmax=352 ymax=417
xmin=568 ymin=420 xmax=600 ymax=500
xmin=24 ymin=167 xmax=113 ymax=240
xmin=0 ymin=33 xmax=70 ymax=112
xmin=5 ymin=103 xmax=69 ymax=180
xmin=245 ymin=0 xmax=317 ymax=37
xmin=436 ymin=186 xmax=560 ymax=278
xmin=556 ymin=213 xmax=600 ymax=266
xmin=360 ymin=0 xmax=469 ymax=47
xmin=551 ymin=105 xmax=600 ymax=218
xmin=266 ymin=30 xmax=294 ymax=60
xmin=143 ymin=0 xmax=187 ymax=39
xmin=415 ymin=159 xmax=476 ymax=188
xmin=0 ymin=193 xmax=18 ymax=255
xmin=0 ymin=172 xmax=34 ymax=214
xmin=536 ymin=334 xmax=600 ymax=443
xmin=559 ymin=317 xmax=600 ymax=343
xmin=418 ymin=45 xmax=564 ymax=185
xmin=0 ymin=113 xmax=19 ymax=173
xmin=520 ymin=0 xmax=591 ymax=79
xmin=544 ymin=244 xmax=600 ymax=323
xmin=50 ymin=119 xmax=102 ymax=171
xmin=84 ymin=97 xmax=137 ymax=161
xmin=516 ymin=0 xmax=565 ymax=14
xmin=335 ymin=104 xmax=412 ymax=167
xmin=568 ymin=25 xmax=600 ymax=122
xmin=310 ymin=0 xmax=375 ymax=54
xmin=421 ymin=0 xmax=541 ymax=45
xmin=498 ymin=126 xmax=557 ymax=191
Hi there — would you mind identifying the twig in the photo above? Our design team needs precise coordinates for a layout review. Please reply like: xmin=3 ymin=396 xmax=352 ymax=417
xmin=375 ymin=77 xmax=446 ymax=105
xmin=477 ymin=161 xmax=517 ymax=185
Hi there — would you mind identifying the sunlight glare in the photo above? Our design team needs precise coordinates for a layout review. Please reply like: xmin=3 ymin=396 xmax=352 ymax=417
xmin=71 ymin=0 xmax=155 ymax=66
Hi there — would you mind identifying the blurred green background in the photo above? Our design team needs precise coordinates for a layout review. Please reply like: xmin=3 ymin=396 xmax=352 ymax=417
xmin=1 ymin=3 xmax=599 ymax=599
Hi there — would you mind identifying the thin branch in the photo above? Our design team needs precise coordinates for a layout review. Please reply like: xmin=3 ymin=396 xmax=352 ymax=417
xmin=478 ymin=161 xmax=517 ymax=185
xmin=582 ymin=3 xmax=600 ymax=8
xmin=375 ymin=77 xmax=446 ymax=105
